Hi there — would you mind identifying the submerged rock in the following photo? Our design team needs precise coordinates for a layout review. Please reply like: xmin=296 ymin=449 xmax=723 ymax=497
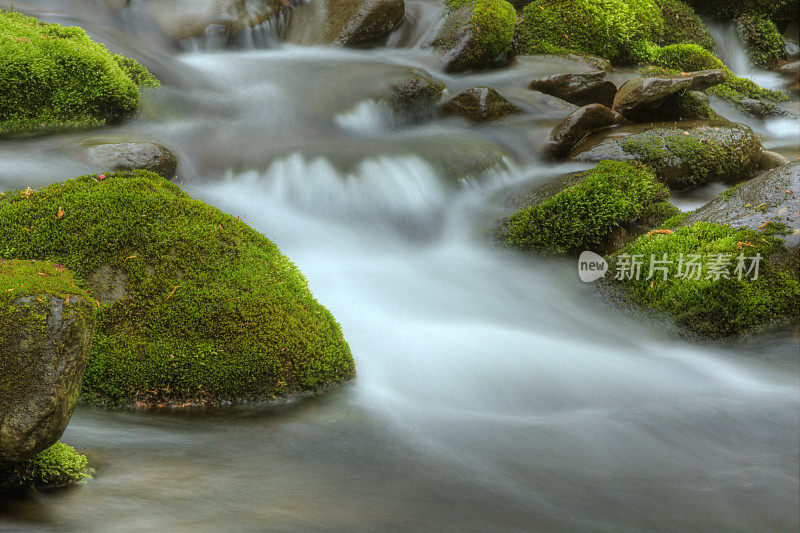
xmin=430 ymin=0 xmax=516 ymax=72
xmin=86 ymin=142 xmax=178 ymax=180
xmin=285 ymin=0 xmax=405 ymax=46
xmin=384 ymin=68 xmax=446 ymax=118
xmin=442 ymin=87 xmax=520 ymax=122
xmin=0 ymin=171 xmax=355 ymax=407
xmin=572 ymin=122 xmax=763 ymax=189
xmin=544 ymin=104 xmax=625 ymax=161
xmin=528 ymin=72 xmax=617 ymax=108
xmin=0 ymin=261 xmax=95 ymax=464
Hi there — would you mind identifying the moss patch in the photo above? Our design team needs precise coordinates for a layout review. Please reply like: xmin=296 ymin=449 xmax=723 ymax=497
xmin=619 ymin=126 xmax=762 ymax=188
xmin=503 ymin=161 xmax=669 ymax=254
xmin=645 ymin=44 xmax=788 ymax=112
xmin=737 ymin=14 xmax=786 ymax=69
xmin=440 ymin=0 xmax=516 ymax=70
xmin=0 ymin=11 xmax=158 ymax=136
xmin=655 ymin=0 xmax=715 ymax=50
xmin=0 ymin=171 xmax=354 ymax=406
xmin=0 ymin=260 xmax=91 ymax=304
xmin=0 ymin=442 xmax=92 ymax=492
xmin=516 ymin=0 xmax=664 ymax=63
xmin=610 ymin=222 xmax=800 ymax=336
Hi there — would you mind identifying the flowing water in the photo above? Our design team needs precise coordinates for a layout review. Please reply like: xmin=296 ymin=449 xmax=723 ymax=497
xmin=1 ymin=2 xmax=799 ymax=531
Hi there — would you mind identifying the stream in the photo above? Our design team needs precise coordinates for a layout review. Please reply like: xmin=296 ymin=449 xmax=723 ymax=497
xmin=1 ymin=1 xmax=799 ymax=531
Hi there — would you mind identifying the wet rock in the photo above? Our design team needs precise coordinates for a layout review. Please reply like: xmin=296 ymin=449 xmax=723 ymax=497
xmin=442 ymin=87 xmax=520 ymax=122
xmin=431 ymin=0 xmax=516 ymax=72
xmin=285 ymin=0 xmax=405 ymax=46
xmin=680 ymin=160 xmax=800 ymax=266
xmin=385 ymin=68 xmax=446 ymax=117
xmin=612 ymin=70 xmax=725 ymax=121
xmin=501 ymin=87 xmax=579 ymax=118
xmin=759 ymin=150 xmax=790 ymax=170
xmin=529 ymin=72 xmax=617 ymax=107
xmin=738 ymin=98 xmax=792 ymax=119
xmin=544 ymin=104 xmax=625 ymax=161
xmin=780 ymin=59 xmax=800 ymax=74
xmin=572 ymin=122 xmax=764 ymax=189
xmin=0 ymin=262 xmax=95 ymax=464
xmin=86 ymin=143 xmax=178 ymax=180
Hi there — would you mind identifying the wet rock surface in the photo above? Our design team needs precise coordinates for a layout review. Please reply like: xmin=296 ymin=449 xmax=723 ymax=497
xmin=442 ymin=87 xmax=520 ymax=122
xmin=86 ymin=142 xmax=178 ymax=180
xmin=544 ymin=104 xmax=625 ymax=160
xmin=529 ymin=72 xmax=616 ymax=107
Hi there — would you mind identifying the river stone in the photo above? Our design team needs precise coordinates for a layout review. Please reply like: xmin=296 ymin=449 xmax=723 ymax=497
xmin=680 ymin=160 xmax=800 ymax=266
xmin=385 ymin=68 xmax=446 ymax=116
xmin=612 ymin=71 xmax=725 ymax=121
xmin=544 ymin=104 xmax=625 ymax=161
xmin=442 ymin=87 xmax=520 ymax=122
xmin=780 ymin=60 xmax=800 ymax=74
xmin=285 ymin=0 xmax=405 ymax=46
xmin=528 ymin=72 xmax=617 ymax=108
xmin=430 ymin=0 xmax=515 ymax=73
xmin=738 ymin=98 xmax=793 ymax=120
xmin=571 ymin=122 xmax=763 ymax=188
xmin=86 ymin=143 xmax=178 ymax=180
xmin=759 ymin=150 xmax=791 ymax=170
xmin=0 ymin=264 xmax=94 ymax=464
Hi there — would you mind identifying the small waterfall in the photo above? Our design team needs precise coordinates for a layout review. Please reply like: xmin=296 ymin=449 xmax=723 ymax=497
xmin=708 ymin=22 xmax=785 ymax=89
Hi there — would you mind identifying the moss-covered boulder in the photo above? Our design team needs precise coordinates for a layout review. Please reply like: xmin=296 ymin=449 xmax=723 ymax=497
xmin=85 ymin=142 xmax=178 ymax=180
xmin=500 ymin=161 xmax=670 ymax=254
xmin=737 ymin=13 xmax=786 ymax=69
xmin=1 ymin=261 xmax=94 ymax=463
xmin=645 ymin=44 xmax=790 ymax=118
xmin=515 ymin=0 xmax=664 ymax=64
xmin=572 ymin=123 xmax=764 ymax=188
xmin=609 ymin=222 xmax=800 ymax=336
xmin=286 ymin=0 xmax=405 ymax=46
xmin=431 ymin=0 xmax=516 ymax=72
xmin=683 ymin=0 xmax=795 ymax=22
xmin=0 ymin=11 xmax=158 ymax=136
xmin=654 ymin=0 xmax=715 ymax=50
xmin=0 ymin=171 xmax=355 ymax=407
xmin=0 ymin=442 xmax=92 ymax=493
xmin=442 ymin=87 xmax=520 ymax=122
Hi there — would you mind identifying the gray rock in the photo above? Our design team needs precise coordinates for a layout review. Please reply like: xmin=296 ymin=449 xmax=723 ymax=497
xmin=759 ymin=150 xmax=791 ymax=170
xmin=1 ymin=287 xmax=94 ymax=464
xmin=86 ymin=142 xmax=178 ymax=180
xmin=681 ymin=160 xmax=800 ymax=264
xmin=442 ymin=87 xmax=520 ymax=122
xmin=612 ymin=70 xmax=725 ymax=121
xmin=385 ymin=68 xmax=446 ymax=117
xmin=780 ymin=59 xmax=800 ymax=74
xmin=544 ymin=104 xmax=625 ymax=161
xmin=738 ymin=98 xmax=792 ymax=120
xmin=285 ymin=0 xmax=405 ymax=46
xmin=529 ymin=72 xmax=617 ymax=107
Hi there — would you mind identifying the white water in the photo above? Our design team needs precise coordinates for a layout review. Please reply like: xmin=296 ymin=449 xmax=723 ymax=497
xmin=1 ymin=3 xmax=799 ymax=531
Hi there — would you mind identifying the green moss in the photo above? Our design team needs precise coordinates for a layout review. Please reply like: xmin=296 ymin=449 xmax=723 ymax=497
xmin=0 ymin=11 xmax=159 ymax=136
xmin=639 ymin=201 xmax=682 ymax=227
xmin=660 ymin=210 xmax=690 ymax=228
xmin=610 ymin=222 xmax=800 ymax=336
xmin=683 ymin=0 xmax=793 ymax=20
xmin=0 ymin=442 xmax=92 ymax=492
xmin=0 ymin=260 xmax=91 ymax=305
xmin=619 ymin=126 xmax=762 ymax=188
xmin=516 ymin=0 xmax=663 ymax=63
xmin=655 ymin=0 xmax=715 ymax=50
xmin=737 ymin=14 xmax=786 ymax=69
xmin=645 ymin=44 xmax=788 ymax=112
xmin=0 ymin=171 xmax=354 ymax=406
xmin=504 ymin=161 xmax=669 ymax=254
xmin=470 ymin=0 xmax=516 ymax=59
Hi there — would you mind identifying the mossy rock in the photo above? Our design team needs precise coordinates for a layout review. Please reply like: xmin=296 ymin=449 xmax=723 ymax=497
xmin=500 ymin=161 xmax=670 ymax=254
xmin=431 ymin=0 xmax=516 ymax=72
xmin=1 ymin=260 xmax=95 ymax=463
xmin=683 ymin=0 xmax=795 ymax=21
xmin=645 ymin=44 xmax=790 ymax=117
xmin=654 ymin=0 xmax=715 ymax=50
xmin=737 ymin=13 xmax=786 ymax=69
xmin=0 ymin=171 xmax=355 ymax=406
xmin=609 ymin=222 xmax=800 ymax=336
xmin=0 ymin=442 xmax=92 ymax=493
xmin=573 ymin=123 xmax=763 ymax=189
xmin=0 ymin=11 xmax=158 ymax=136
xmin=515 ymin=0 xmax=664 ymax=64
